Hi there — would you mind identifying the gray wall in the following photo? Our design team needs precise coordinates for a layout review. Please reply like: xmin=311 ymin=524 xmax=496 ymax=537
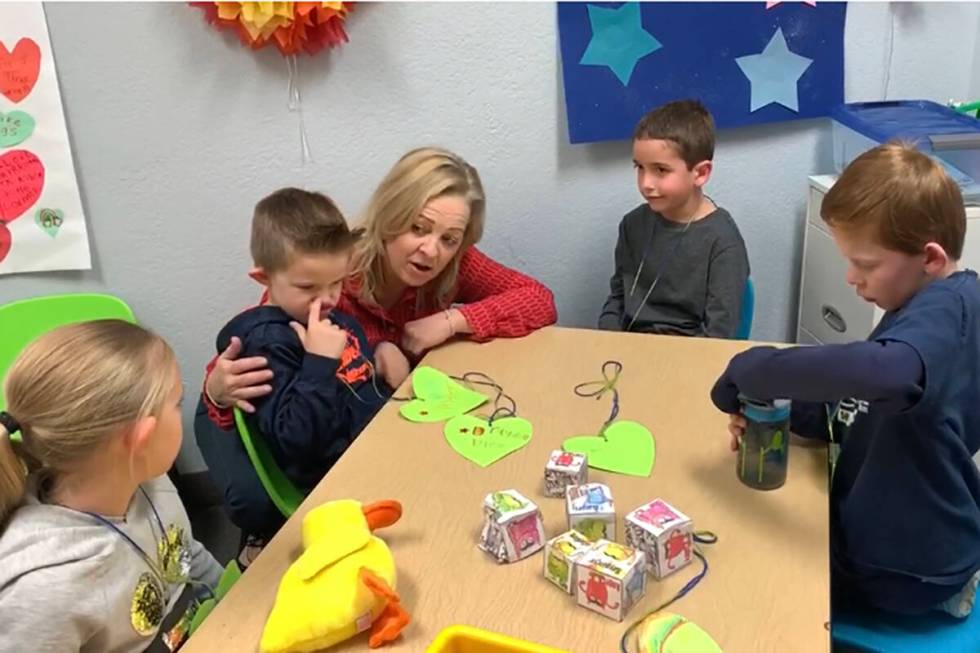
xmin=3 ymin=2 xmax=979 ymax=471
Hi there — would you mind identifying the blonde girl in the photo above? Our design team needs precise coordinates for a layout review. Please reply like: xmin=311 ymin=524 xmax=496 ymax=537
xmin=0 ymin=320 xmax=221 ymax=653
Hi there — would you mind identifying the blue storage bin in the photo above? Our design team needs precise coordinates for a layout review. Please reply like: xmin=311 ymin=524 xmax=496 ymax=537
xmin=831 ymin=100 xmax=980 ymax=203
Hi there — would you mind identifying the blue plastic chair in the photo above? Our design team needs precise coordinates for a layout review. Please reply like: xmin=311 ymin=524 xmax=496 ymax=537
xmin=833 ymin=603 xmax=980 ymax=652
xmin=735 ymin=278 xmax=755 ymax=340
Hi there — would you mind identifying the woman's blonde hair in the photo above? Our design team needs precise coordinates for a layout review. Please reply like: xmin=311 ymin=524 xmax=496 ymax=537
xmin=353 ymin=147 xmax=486 ymax=309
xmin=0 ymin=320 xmax=178 ymax=525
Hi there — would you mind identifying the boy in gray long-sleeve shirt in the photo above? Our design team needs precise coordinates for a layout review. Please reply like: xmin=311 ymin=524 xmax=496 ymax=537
xmin=598 ymin=100 xmax=749 ymax=338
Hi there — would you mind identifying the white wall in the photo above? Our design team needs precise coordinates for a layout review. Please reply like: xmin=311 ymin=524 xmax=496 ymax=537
xmin=2 ymin=2 xmax=978 ymax=472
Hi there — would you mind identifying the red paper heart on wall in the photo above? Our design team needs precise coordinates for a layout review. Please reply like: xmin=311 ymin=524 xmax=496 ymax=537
xmin=0 ymin=223 xmax=11 ymax=264
xmin=0 ymin=38 xmax=41 ymax=104
xmin=0 ymin=149 xmax=45 ymax=223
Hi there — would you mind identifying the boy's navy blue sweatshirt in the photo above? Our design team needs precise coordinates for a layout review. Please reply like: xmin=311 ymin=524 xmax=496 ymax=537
xmin=216 ymin=305 xmax=391 ymax=492
xmin=712 ymin=270 xmax=980 ymax=613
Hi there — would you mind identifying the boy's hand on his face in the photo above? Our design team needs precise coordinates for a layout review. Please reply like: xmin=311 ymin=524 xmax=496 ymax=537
xmin=374 ymin=341 xmax=411 ymax=390
xmin=728 ymin=414 xmax=747 ymax=452
xmin=291 ymin=299 xmax=348 ymax=359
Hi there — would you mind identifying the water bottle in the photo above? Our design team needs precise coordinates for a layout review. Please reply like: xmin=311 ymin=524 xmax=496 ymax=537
xmin=737 ymin=397 xmax=791 ymax=490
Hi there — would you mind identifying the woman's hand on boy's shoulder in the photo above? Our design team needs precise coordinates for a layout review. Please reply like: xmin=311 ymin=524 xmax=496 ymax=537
xmin=207 ymin=337 xmax=273 ymax=413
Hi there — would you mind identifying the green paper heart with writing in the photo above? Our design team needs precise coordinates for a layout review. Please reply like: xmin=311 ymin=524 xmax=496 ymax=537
xmin=563 ymin=420 xmax=655 ymax=477
xmin=444 ymin=414 xmax=533 ymax=467
xmin=399 ymin=366 xmax=487 ymax=423
xmin=0 ymin=110 xmax=35 ymax=148
xmin=34 ymin=208 xmax=63 ymax=238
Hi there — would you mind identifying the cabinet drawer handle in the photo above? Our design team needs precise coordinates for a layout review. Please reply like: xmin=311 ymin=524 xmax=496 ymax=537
xmin=821 ymin=305 xmax=847 ymax=333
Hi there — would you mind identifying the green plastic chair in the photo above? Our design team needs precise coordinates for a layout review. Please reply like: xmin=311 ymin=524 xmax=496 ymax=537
xmin=187 ymin=559 xmax=242 ymax=636
xmin=233 ymin=407 xmax=305 ymax=518
xmin=0 ymin=293 xmax=137 ymax=415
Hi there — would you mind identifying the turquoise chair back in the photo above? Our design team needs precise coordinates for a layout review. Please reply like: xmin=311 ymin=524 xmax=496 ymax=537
xmin=736 ymin=278 xmax=755 ymax=340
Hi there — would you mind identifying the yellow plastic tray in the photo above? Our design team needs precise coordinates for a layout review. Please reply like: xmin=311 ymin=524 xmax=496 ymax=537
xmin=426 ymin=625 xmax=569 ymax=653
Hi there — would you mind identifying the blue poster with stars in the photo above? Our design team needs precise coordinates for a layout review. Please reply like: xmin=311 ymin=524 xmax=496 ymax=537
xmin=557 ymin=1 xmax=847 ymax=143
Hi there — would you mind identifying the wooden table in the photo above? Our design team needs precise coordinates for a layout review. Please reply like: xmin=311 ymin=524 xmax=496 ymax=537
xmin=184 ymin=327 xmax=830 ymax=653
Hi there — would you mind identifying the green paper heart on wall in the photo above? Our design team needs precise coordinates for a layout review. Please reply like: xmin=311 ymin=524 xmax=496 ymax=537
xmin=34 ymin=208 xmax=63 ymax=238
xmin=398 ymin=366 xmax=487 ymax=423
xmin=444 ymin=414 xmax=533 ymax=467
xmin=563 ymin=420 xmax=655 ymax=477
xmin=0 ymin=110 xmax=35 ymax=148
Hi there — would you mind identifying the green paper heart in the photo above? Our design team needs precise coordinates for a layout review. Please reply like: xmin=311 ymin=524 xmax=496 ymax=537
xmin=399 ymin=366 xmax=487 ymax=423
xmin=637 ymin=612 xmax=723 ymax=653
xmin=563 ymin=420 xmax=655 ymax=477
xmin=444 ymin=414 xmax=533 ymax=467
xmin=34 ymin=208 xmax=63 ymax=238
xmin=0 ymin=110 xmax=34 ymax=148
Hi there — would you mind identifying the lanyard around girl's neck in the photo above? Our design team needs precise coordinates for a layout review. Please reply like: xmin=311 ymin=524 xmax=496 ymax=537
xmin=77 ymin=486 xmax=175 ymax=586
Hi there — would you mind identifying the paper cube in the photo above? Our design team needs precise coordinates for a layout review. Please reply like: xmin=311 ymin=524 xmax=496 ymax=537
xmin=625 ymin=498 xmax=694 ymax=579
xmin=478 ymin=489 xmax=546 ymax=564
xmin=543 ymin=529 xmax=595 ymax=593
xmin=574 ymin=539 xmax=646 ymax=622
xmin=566 ymin=483 xmax=615 ymax=541
xmin=544 ymin=449 xmax=588 ymax=497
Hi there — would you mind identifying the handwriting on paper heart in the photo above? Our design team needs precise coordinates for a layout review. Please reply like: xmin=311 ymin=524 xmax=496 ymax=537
xmin=0 ymin=38 xmax=41 ymax=104
xmin=444 ymin=415 xmax=533 ymax=467
xmin=34 ymin=208 xmax=63 ymax=237
xmin=563 ymin=420 xmax=656 ymax=477
xmin=0 ymin=111 xmax=35 ymax=148
xmin=399 ymin=366 xmax=488 ymax=423
xmin=0 ymin=150 xmax=44 ymax=223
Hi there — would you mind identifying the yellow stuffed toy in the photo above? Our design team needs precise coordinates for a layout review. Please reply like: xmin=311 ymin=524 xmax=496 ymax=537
xmin=260 ymin=499 xmax=409 ymax=652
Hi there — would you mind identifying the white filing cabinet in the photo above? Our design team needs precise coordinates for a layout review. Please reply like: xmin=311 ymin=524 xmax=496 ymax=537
xmin=797 ymin=174 xmax=980 ymax=345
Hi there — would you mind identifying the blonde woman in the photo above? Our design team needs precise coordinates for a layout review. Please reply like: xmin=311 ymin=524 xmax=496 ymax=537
xmin=0 ymin=320 xmax=222 ymax=652
xmin=196 ymin=148 xmax=556 ymax=563
xmin=204 ymin=146 xmax=556 ymax=418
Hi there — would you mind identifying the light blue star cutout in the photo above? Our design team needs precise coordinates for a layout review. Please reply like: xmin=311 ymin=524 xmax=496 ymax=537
xmin=735 ymin=27 xmax=813 ymax=112
xmin=579 ymin=2 xmax=662 ymax=86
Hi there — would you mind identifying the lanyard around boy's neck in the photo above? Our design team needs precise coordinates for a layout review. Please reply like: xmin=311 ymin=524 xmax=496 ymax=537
xmin=624 ymin=211 xmax=696 ymax=332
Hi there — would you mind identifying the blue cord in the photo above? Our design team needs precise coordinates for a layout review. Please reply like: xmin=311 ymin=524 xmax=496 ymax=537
xmin=619 ymin=531 xmax=717 ymax=653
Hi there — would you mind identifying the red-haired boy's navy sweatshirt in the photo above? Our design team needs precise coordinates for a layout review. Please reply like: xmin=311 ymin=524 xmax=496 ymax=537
xmin=712 ymin=271 xmax=980 ymax=614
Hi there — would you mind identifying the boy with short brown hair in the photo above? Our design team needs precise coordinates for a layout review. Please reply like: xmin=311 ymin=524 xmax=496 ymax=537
xmin=599 ymin=99 xmax=750 ymax=338
xmin=711 ymin=143 xmax=980 ymax=617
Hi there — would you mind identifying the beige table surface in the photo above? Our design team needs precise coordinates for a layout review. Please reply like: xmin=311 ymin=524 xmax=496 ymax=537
xmin=184 ymin=327 xmax=829 ymax=653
